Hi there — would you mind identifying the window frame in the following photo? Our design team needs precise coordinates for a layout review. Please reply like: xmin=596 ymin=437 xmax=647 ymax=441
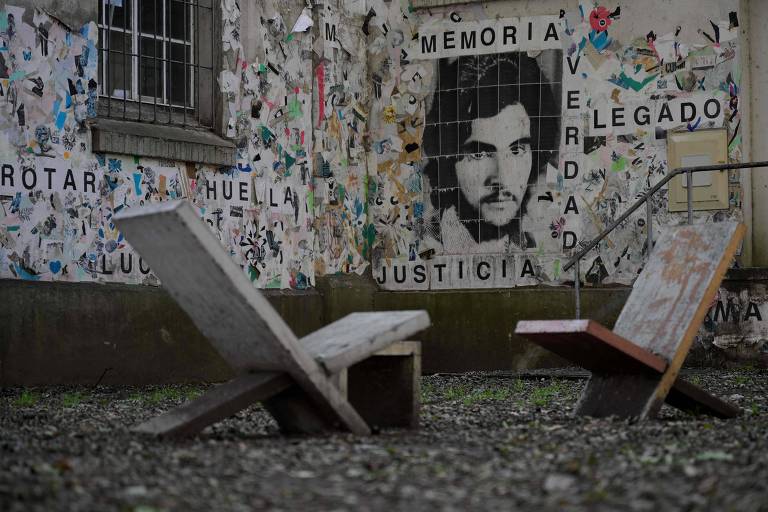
xmin=95 ymin=0 xmax=220 ymax=131
xmin=98 ymin=0 xmax=196 ymax=110
xmin=92 ymin=0 xmax=234 ymax=166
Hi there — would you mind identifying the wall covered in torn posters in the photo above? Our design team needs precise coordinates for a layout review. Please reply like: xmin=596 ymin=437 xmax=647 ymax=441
xmin=193 ymin=0 xmax=371 ymax=289
xmin=696 ymin=278 xmax=768 ymax=365
xmin=0 ymin=6 xmax=189 ymax=285
xmin=0 ymin=1 xmax=372 ymax=289
xmin=368 ymin=1 xmax=744 ymax=290
xmin=0 ymin=0 xmax=748 ymax=292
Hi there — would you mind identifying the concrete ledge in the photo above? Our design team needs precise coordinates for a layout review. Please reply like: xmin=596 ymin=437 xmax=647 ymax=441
xmin=0 ymin=280 xmax=323 ymax=386
xmin=373 ymin=287 xmax=629 ymax=373
xmin=4 ymin=271 xmax=765 ymax=385
xmin=91 ymin=118 xmax=236 ymax=166
xmin=725 ymin=267 xmax=768 ymax=281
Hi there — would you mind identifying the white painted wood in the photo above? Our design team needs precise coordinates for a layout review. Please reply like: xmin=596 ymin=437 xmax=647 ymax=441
xmin=301 ymin=312 xmax=430 ymax=374
xmin=614 ymin=222 xmax=744 ymax=359
xmin=515 ymin=222 xmax=745 ymax=420
xmin=114 ymin=200 xmax=371 ymax=434
xmin=368 ymin=340 xmax=421 ymax=357
xmin=133 ymin=372 xmax=292 ymax=437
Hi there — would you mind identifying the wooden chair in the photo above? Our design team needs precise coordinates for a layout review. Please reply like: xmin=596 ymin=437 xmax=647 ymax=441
xmin=114 ymin=200 xmax=429 ymax=437
xmin=515 ymin=222 xmax=745 ymax=419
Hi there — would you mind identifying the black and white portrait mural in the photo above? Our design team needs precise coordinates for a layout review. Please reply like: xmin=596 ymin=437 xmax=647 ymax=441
xmin=374 ymin=16 xmax=567 ymax=289
xmin=370 ymin=9 xmax=738 ymax=290
xmin=421 ymin=51 xmax=562 ymax=255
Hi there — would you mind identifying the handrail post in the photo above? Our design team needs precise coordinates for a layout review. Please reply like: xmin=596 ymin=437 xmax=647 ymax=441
xmin=686 ymin=169 xmax=693 ymax=224
xmin=646 ymin=197 xmax=653 ymax=255
xmin=574 ymin=258 xmax=581 ymax=319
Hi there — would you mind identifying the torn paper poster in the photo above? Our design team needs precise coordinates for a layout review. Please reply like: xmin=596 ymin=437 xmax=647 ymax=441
xmin=291 ymin=7 xmax=314 ymax=33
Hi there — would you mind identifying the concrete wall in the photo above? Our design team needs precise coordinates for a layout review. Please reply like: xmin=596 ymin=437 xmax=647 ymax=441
xmin=0 ymin=0 xmax=753 ymax=289
xmin=0 ymin=278 xmax=324 ymax=385
xmin=748 ymin=0 xmax=768 ymax=266
xmin=4 ymin=269 xmax=766 ymax=385
xmin=1 ymin=0 xmax=767 ymax=381
xmin=369 ymin=0 xmax=747 ymax=290
xmin=0 ymin=276 xmax=622 ymax=384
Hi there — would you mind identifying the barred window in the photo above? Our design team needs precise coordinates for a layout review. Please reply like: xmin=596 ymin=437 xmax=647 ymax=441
xmin=97 ymin=0 xmax=215 ymax=128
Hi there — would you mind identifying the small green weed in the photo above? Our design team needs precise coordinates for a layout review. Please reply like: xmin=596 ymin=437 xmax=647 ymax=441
xmin=420 ymin=380 xmax=436 ymax=402
xmin=530 ymin=380 xmax=564 ymax=407
xmin=462 ymin=388 xmax=511 ymax=406
xmin=132 ymin=506 xmax=166 ymax=512
xmin=62 ymin=392 xmax=86 ymax=408
xmin=147 ymin=387 xmax=184 ymax=404
xmin=14 ymin=390 xmax=40 ymax=407
xmin=443 ymin=384 xmax=471 ymax=401
xmin=183 ymin=386 xmax=203 ymax=401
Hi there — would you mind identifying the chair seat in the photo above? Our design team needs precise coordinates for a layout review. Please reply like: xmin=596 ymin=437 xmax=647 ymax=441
xmin=515 ymin=319 xmax=667 ymax=374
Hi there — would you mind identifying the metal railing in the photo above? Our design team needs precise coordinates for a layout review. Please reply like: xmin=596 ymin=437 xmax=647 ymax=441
xmin=563 ymin=161 xmax=768 ymax=318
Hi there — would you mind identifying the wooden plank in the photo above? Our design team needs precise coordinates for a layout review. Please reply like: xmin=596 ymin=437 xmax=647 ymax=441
xmin=114 ymin=201 xmax=370 ymax=435
xmin=133 ymin=372 xmax=293 ymax=437
xmin=666 ymin=378 xmax=741 ymax=418
xmin=371 ymin=341 xmax=421 ymax=357
xmin=614 ymin=222 xmax=744 ymax=359
xmin=347 ymin=349 xmax=421 ymax=429
xmin=515 ymin=320 xmax=667 ymax=374
xmin=611 ymin=222 xmax=745 ymax=418
xmin=301 ymin=313 xmax=430 ymax=374
xmin=575 ymin=373 xmax=660 ymax=417
xmin=577 ymin=376 xmax=741 ymax=418
xmin=515 ymin=224 xmax=744 ymax=420
xmin=264 ymin=387 xmax=340 ymax=434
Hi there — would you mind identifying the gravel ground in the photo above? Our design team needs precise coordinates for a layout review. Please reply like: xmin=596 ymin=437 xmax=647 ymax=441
xmin=1 ymin=369 xmax=767 ymax=512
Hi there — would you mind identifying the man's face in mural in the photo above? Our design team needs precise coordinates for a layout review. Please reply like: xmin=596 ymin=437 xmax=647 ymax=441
xmin=455 ymin=104 xmax=532 ymax=227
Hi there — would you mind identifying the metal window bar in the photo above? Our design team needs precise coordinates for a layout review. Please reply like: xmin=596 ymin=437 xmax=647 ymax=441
xmin=195 ymin=0 xmax=200 ymax=125
xmin=137 ymin=0 xmax=141 ymax=122
xmin=165 ymin=0 xmax=171 ymax=123
xmin=153 ymin=0 xmax=158 ymax=122
xmin=97 ymin=0 xmax=214 ymax=128
xmin=183 ymin=0 xmax=187 ymax=125
xmin=122 ymin=0 xmax=127 ymax=118
xmin=564 ymin=161 xmax=768 ymax=318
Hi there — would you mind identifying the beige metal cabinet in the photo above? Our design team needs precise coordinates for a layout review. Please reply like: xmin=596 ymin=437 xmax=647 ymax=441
xmin=667 ymin=128 xmax=729 ymax=212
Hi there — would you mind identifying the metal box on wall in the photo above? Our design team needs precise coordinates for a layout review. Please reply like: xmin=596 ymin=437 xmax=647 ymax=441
xmin=667 ymin=128 xmax=729 ymax=212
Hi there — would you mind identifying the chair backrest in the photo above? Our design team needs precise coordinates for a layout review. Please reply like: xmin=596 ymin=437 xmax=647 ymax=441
xmin=613 ymin=221 xmax=744 ymax=363
xmin=114 ymin=200 xmax=311 ymax=375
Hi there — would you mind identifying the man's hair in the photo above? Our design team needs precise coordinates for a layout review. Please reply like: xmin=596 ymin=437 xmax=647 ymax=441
xmin=423 ymin=52 xmax=559 ymax=230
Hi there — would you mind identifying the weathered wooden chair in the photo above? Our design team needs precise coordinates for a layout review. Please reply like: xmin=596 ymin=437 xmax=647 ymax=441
xmin=114 ymin=200 xmax=429 ymax=437
xmin=515 ymin=222 xmax=745 ymax=419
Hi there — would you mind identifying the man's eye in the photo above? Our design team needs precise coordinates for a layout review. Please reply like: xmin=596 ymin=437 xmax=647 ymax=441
xmin=466 ymin=151 xmax=494 ymax=161
xmin=509 ymin=144 xmax=530 ymax=156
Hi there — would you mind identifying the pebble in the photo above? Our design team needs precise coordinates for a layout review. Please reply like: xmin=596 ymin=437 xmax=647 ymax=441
xmin=1 ymin=369 xmax=766 ymax=511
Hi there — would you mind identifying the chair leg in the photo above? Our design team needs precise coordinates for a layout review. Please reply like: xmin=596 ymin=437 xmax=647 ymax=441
xmin=263 ymin=385 xmax=343 ymax=434
xmin=666 ymin=378 xmax=741 ymax=418
xmin=133 ymin=372 xmax=292 ymax=438
xmin=575 ymin=372 xmax=661 ymax=418
xmin=574 ymin=372 xmax=741 ymax=419
xmin=346 ymin=341 xmax=421 ymax=429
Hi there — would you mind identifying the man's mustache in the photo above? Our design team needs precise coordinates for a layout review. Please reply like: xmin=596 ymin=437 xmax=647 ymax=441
xmin=478 ymin=184 xmax=516 ymax=203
